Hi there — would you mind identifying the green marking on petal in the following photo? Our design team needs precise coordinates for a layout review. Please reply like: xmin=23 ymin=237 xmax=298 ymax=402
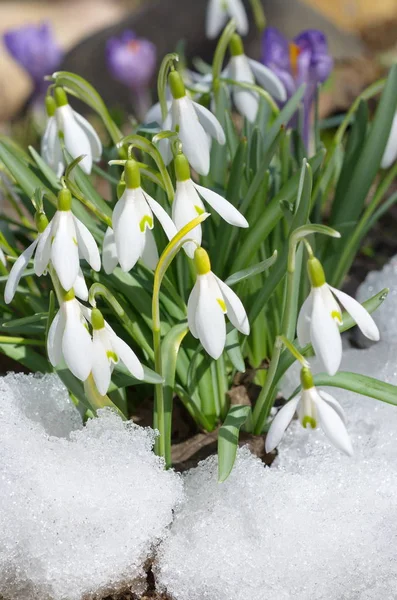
xmin=217 ymin=298 xmax=227 ymax=313
xmin=302 ymin=416 xmax=317 ymax=429
xmin=195 ymin=205 xmax=205 ymax=215
xmin=106 ymin=350 xmax=118 ymax=363
xmin=139 ymin=215 xmax=153 ymax=232
xmin=73 ymin=237 xmax=78 ymax=246
xmin=332 ymin=310 xmax=342 ymax=323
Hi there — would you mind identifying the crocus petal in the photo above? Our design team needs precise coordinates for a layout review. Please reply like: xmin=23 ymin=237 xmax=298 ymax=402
xmin=310 ymin=287 xmax=342 ymax=376
xmin=173 ymin=180 xmax=203 ymax=258
xmin=228 ymin=55 xmax=258 ymax=123
xmin=34 ymin=221 xmax=53 ymax=276
xmin=187 ymin=280 xmax=200 ymax=339
xmin=47 ymin=310 xmax=65 ymax=367
xmin=192 ymin=102 xmax=226 ymax=145
xmin=193 ymin=182 xmax=248 ymax=227
xmin=5 ymin=238 xmax=39 ymax=304
xmin=51 ymin=211 xmax=80 ymax=291
xmin=206 ymin=0 xmax=227 ymax=39
xmin=112 ymin=190 xmax=143 ymax=272
xmin=56 ymin=105 xmax=93 ymax=174
xmin=62 ymin=301 xmax=92 ymax=381
xmin=227 ymin=0 xmax=249 ymax=36
xmin=248 ymin=58 xmax=287 ymax=102
xmin=92 ymin=331 xmax=112 ymax=396
xmin=329 ymin=285 xmax=380 ymax=342
xmin=265 ymin=395 xmax=300 ymax=453
xmin=215 ymin=275 xmax=250 ymax=335
xmin=381 ymin=112 xmax=397 ymax=169
xmin=195 ymin=274 xmax=226 ymax=359
xmin=72 ymin=109 xmax=102 ymax=161
xmin=102 ymin=227 xmax=119 ymax=274
xmin=73 ymin=216 xmax=101 ymax=271
xmin=297 ymin=291 xmax=313 ymax=347
xmin=73 ymin=268 xmax=89 ymax=301
xmin=140 ymin=228 xmax=159 ymax=271
xmin=318 ymin=390 xmax=347 ymax=425
xmin=111 ymin=334 xmax=144 ymax=381
xmin=176 ymin=96 xmax=211 ymax=176
xmin=315 ymin=395 xmax=353 ymax=456
xmin=41 ymin=116 xmax=64 ymax=178
xmin=143 ymin=192 xmax=177 ymax=241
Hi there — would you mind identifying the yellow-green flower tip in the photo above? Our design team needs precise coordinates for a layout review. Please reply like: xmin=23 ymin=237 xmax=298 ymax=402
xmin=174 ymin=153 xmax=190 ymax=182
xmin=194 ymin=247 xmax=211 ymax=275
xmin=124 ymin=160 xmax=141 ymax=189
xmin=35 ymin=212 xmax=49 ymax=233
xmin=91 ymin=308 xmax=105 ymax=330
xmin=169 ymin=70 xmax=186 ymax=100
xmin=307 ymin=256 xmax=326 ymax=288
xmin=45 ymin=95 xmax=56 ymax=117
xmin=54 ymin=86 xmax=68 ymax=107
xmin=57 ymin=188 xmax=72 ymax=211
xmin=63 ymin=289 xmax=75 ymax=302
xmin=229 ymin=33 xmax=244 ymax=57
xmin=300 ymin=367 xmax=314 ymax=390
xmin=302 ymin=415 xmax=317 ymax=429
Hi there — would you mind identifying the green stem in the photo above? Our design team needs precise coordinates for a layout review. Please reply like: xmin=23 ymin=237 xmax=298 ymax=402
xmin=0 ymin=336 xmax=46 ymax=346
xmin=212 ymin=20 xmax=237 ymax=103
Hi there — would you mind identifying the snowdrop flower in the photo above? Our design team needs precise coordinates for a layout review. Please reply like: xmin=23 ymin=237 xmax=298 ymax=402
xmin=266 ymin=367 xmax=353 ymax=456
xmin=108 ymin=160 xmax=177 ymax=273
xmin=227 ymin=34 xmax=287 ymax=123
xmin=41 ymin=87 xmax=102 ymax=176
xmin=158 ymin=70 xmax=225 ymax=176
xmin=90 ymin=308 xmax=144 ymax=395
xmin=206 ymin=0 xmax=248 ymax=39
xmin=188 ymin=247 xmax=249 ymax=359
xmin=173 ymin=153 xmax=248 ymax=257
xmin=47 ymin=289 xmax=93 ymax=381
xmin=34 ymin=188 xmax=101 ymax=292
xmin=381 ymin=111 xmax=397 ymax=169
xmin=298 ymin=256 xmax=379 ymax=376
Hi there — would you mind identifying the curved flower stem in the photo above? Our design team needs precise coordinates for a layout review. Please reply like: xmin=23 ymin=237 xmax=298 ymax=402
xmin=212 ymin=19 xmax=237 ymax=103
xmin=152 ymin=213 xmax=210 ymax=462
xmin=220 ymin=78 xmax=279 ymax=115
xmin=157 ymin=53 xmax=179 ymax=122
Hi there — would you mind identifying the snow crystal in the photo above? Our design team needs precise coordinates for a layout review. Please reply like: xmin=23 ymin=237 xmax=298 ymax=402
xmin=357 ymin=254 xmax=397 ymax=344
xmin=156 ymin=342 xmax=397 ymax=600
xmin=0 ymin=373 xmax=183 ymax=600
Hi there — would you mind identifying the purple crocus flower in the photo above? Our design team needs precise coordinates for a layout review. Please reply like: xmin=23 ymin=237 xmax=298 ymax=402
xmin=262 ymin=28 xmax=333 ymax=151
xmin=106 ymin=31 xmax=157 ymax=119
xmin=3 ymin=23 xmax=63 ymax=96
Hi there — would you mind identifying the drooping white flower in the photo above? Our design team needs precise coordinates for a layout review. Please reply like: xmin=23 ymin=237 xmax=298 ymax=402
xmin=90 ymin=308 xmax=144 ymax=395
xmin=381 ymin=111 xmax=397 ymax=169
xmin=298 ymin=257 xmax=379 ymax=376
xmin=266 ymin=367 xmax=353 ymax=456
xmin=206 ymin=0 xmax=249 ymax=39
xmin=158 ymin=70 xmax=225 ymax=176
xmin=110 ymin=159 xmax=177 ymax=273
xmin=173 ymin=153 xmax=248 ymax=257
xmin=47 ymin=290 xmax=93 ymax=381
xmin=188 ymin=247 xmax=249 ymax=359
xmin=34 ymin=189 xmax=101 ymax=292
xmin=227 ymin=33 xmax=287 ymax=122
xmin=41 ymin=88 xmax=102 ymax=176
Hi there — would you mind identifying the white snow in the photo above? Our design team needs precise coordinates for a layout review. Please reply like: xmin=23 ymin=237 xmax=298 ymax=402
xmin=156 ymin=342 xmax=397 ymax=600
xmin=0 ymin=373 xmax=183 ymax=600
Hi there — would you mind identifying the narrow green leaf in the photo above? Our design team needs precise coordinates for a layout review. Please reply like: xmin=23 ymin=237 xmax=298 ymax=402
xmin=312 ymin=372 xmax=397 ymax=407
xmin=0 ymin=342 xmax=49 ymax=372
xmin=225 ymin=328 xmax=245 ymax=373
xmin=218 ymin=404 xmax=252 ymax=482
xmin=225 ymin=250 xmax=278 ymax=286
xmin=109 ymin=363 xmax=163 ymax=390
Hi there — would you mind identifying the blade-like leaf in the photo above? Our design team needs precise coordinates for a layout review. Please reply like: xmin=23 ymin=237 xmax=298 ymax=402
xmin=218 ymin=404 xmax=252 ymax=482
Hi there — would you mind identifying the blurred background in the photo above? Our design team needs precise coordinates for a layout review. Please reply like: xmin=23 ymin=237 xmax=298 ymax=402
xmin=0 ymin=0 xmax=396 ymax=128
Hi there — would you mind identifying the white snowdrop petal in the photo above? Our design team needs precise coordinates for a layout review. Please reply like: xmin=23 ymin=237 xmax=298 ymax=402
xmin=73 ymin=268 xmax=89 ymax=301
xmin=112 ymin=190 xmax=143 ymax=272
xmin=41 ymin=116 xmax=64 ymax=177
xmin=381 ymin=111 xmax=397 ymax=169
xmin=51 ymin=211 xmax=80 ymax=291
xmin=143 ymin=193 xmax=178 ymax=241
xmin=5 ymin=238 xmax=39 ymax=304
xmin=248 ymin=58 xmax=287 ymax=102
xmin=102 ymin=227 xmax=119 ymax=274
xmin=34 ymin=221 xmax=53 ymax=277
xmin=318 ymin=390 xmax=347 ymax=425
xmin=56 ymin=105 xmax=93 ymax=175
xmin=315 ymin=395 xmax=354 ymax=456
xmin=195 ymin=275 xmax=226 ymax=359
xmin=265 ymin=396 xmax=300 ymax=453
xmin=228 ymin=0 xmax=249 ymax=35
xmin=329 ymin=285 xmax=380 ymax=342
xmin=187 ymin=280 xmax=200 ymax=339
xmin=193 ymin=182 xmax=248 ymax=228
xmin=206 ymin=0 xmax=227 ymax=39
xmin=310 ymin=287 xmax=342 ymax=376
xmin=173 ymin=180 xmax=203 ymax=258
xmin=177 ymin=97 xmax=211 ymax=176
xmin=47 ymin=310 xmax=64 ymax=367
xmin=72 ymin=109 xmax=102 ymax=161
xmin=140 ymin=228 xmax=159 ymax=271
xmin=62 ymin=301 xmax=92 ymax=381
xmin=111 ymin=335 xmax=144 ymax=381
xmin=215 ymin=275 xmax=250 ymax=335
xmin=92 ymin=333 xmax=112 ymax=396
xmin=192 ymin=102 xmax=226 ymax=145
xmin=158 ymin=109 xmax=174 ymax=166
xmin=297 ymin=292 xmax=313 ymax=347
xmin=73 ymin=216 xmax=101 ymax=271
xmin=229 ymin=55 xmax=258 ymax=123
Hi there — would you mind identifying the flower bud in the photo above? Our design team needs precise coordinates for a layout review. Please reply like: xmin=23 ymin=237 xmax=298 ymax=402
xmin=307 ymin=256 xmax=326 ymax=288
xmin=54 ymin=86 xmax=68 ymax=107
xmin=35 ymin=211 xmax=49 ymax=233
xmin=124 ymin=160 xmax=141 ymax=189
xmin=91 ymin=308 xmax=105 ymax=331
xmin=174 ymin=153 xmax=190 ymax=182
xmin=168 ymin=70 xmax=185 ymax=100
xmin=229 ymin=33 xmax=244 ymax=57
xmin=194 ymin=247 xmax=211 ymax=275
xmin=57 ymin=189 xmax=72 ymax=212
